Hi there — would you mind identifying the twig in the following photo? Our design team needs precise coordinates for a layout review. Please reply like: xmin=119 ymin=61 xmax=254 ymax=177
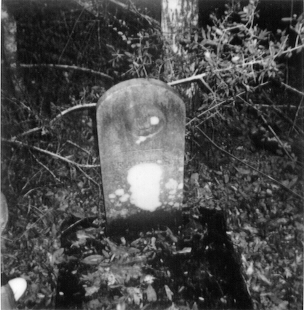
xmin=237 ymin=95 xmax=294 ymax=160
xmin=200 ymin=77 xmax=215 ymax=98
xmin=51 ymin=103 xmax=96 ymax=123
xmin=20 ymin=64 xmax=113 ymax=80
xmin=2 ymin=138 xmax=100 ymax=169
xmin=281 ymin=82 xmax=304 ymax=97
xmin=292 ymin=97 xmax=303 ymax=132
xmin=59 ymin=7 xmax=85 ymax=64
xmin=75 ymin=165 xmax=99 ymax=187
xmin=186 ymin=99 xmax=228 ymax=127
xmin=67 ymin=140 xmax=91 ymax=155
xmin=108 ymin=0 xmax=159 ymax=27
xmin=73 ymin=0 xmax=159 ymax=28
xmin=196 ymin=127 xmax=304 ymax=201
xmin=13 ymin=103 xmax=96 ymax=139
xmin=168 ymin=72 xmax=207 ymax=86
xmin=251 ymin=104 xmax=298 ymax=109
xmin=260 ymin=115 xmax=293 ymax=161
xmin=278 ymin=44 xmax=304 ymax=56
xmin=30 ymin=151 xmax=61 ymax=183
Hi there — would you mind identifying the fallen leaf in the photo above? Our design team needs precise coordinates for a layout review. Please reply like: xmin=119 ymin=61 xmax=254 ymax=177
xmin=284 ymin=267 xmax=292 ymax=278
xmin=235 ymin=167 xmax=251 ymax=175
xmin=84 ymin=285 xmax=99 ymax=296
xmin=257 ymin=271 xmax=271 ymax=285
xmin=164 ymin=285 xmax=174 ymax=301
xmin=81 ymin=255 xmax=103 ymax=265
xmin=190 ymin=173 xmax=199 ymax=186
xmin=146 ymin=284 xmax=157 ymax=302
xmin=127 ymin=287 xmax=142 ymax=305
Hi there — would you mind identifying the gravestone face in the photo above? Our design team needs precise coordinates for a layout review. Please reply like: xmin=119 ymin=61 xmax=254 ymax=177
xmin=97 ymin=79 xmax=185 ymax=239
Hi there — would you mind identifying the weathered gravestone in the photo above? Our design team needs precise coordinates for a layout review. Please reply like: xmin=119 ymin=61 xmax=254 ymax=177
xmin=97 ymin=79 xmax=185 ymax=239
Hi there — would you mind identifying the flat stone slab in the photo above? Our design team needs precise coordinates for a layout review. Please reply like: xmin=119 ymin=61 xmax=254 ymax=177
xmin=97 ymin=78 xmax=185 ymax=239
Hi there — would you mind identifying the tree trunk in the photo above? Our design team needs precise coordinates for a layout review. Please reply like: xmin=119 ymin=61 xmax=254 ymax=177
xmin=1 ymin=5 xmax=23 ymax=97
xmin=161 ymin=0 xmax=198 ymax=54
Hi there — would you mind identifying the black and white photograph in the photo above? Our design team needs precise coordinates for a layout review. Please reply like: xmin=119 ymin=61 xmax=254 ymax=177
xmin=1 ymin=0 xmax=303 ymax=309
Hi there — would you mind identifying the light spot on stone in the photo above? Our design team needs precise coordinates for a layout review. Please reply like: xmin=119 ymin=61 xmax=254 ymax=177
xmin=127 ymin=163 xmax=163 ymax=212
xmin=119 ymin=194 xmax=130 ymax=202
xmin=178 ymin=182 xmax=183 ymax=190
xmin=150 ymin=116 xmax=159 ymax=125
xmin=136 ymin=136 xmax=147 ymax=144
xmin=109 ymin=194 xmax=116 ymax=199
xmin=178 ymin=167 xmax=184 ymax=172
xmin=165 ymin=178 xmax=178 ymax=190
xmin=115 ymin=189 xmax=124 ymax=196
xmin=120 ymin=209 xmax=128 ymax=217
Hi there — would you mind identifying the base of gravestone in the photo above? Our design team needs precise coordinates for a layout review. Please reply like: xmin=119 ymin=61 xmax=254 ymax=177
xmin=55 ymin=206 xmax=253 ymax=310
xmin=106 ymin=208 xmax=183 ymax=242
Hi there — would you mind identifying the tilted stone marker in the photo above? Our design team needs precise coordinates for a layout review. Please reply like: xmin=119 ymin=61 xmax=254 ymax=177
xmin=97 ymin=79 xmax=185 ymax=239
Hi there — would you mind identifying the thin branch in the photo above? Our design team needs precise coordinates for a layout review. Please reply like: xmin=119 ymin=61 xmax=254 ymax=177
xmin=14 ymin=103 xmax=96 ymax=139
xmin=2 ymin=138 xmax=100 ymax=169
xmin=20 ymin=64 xmax=113 ymax=80
xmin=75 ymin=165 xmax=99 ymax=187
xmin=30 ymin=151 xmax=61 ymax=183
xmin=168 ymin=72 xmax=207 ymax=86
xmin=251 ymin=104 xmax=299 ymax=109
xmin=186 ymin=99 xmax=226 ymax=127
xmin=236 ymin=95 xmax=294 ymax=159
xmin=292 ymin=96 xmax=303 ymax=133
xmin=196 ymin=127 xmax=304 ymax=201
xmin=281 ymin=82 xmax=304 ymax=97
xmin=278 ymin=44 xmax=304 ymax=56
xmin=260 ymin=114 xmax=293 ymax=161
xmin=67 ymin=140 xmax=91 ymax=155
xmin=51 ymin=103 xmax=96 ymax=123
xmin=108 ymin=0 xmax=159 ymax=27
xmin=73 ymin=0 xmax=159 ymax=28
xmin=59 ymin=7 xmax=85 ymax=64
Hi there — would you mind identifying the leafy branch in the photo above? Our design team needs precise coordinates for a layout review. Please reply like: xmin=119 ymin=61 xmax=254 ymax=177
xmin=168 ymin=44 xmax=304 ymax=87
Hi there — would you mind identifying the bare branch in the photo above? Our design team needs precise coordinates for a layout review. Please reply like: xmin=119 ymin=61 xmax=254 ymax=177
xmin=76 ymin=165 xmax=99 ymax=187
xmin=73 ymin=0 xmax=160 ymax=28
xmin=51 ymin=103 xmax=96 ymax=123
xmin=20 ymin=64 xmax=113 ymax=80
xmin=2 ymin=138 xmax=100 ymax=169
xmin=67 ymin=140 xmax=91 ymax=155
xmin=281 ymin=82 xmax=304 ymax=97
xmin=30 ymin=151 xmax=61 ymax=183
xmin=14 ymin=103 xmax=96 ymax=139
xmin=168 ymin=73 xmax=207 ymax=86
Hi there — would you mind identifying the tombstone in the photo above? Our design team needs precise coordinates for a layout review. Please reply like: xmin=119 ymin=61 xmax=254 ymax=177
xmin=97 ymin=79 xmax=185 ymax=240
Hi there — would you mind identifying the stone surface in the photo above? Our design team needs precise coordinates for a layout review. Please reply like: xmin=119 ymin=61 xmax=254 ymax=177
xmin=97 ymin=78 xmax=185 ymax=239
